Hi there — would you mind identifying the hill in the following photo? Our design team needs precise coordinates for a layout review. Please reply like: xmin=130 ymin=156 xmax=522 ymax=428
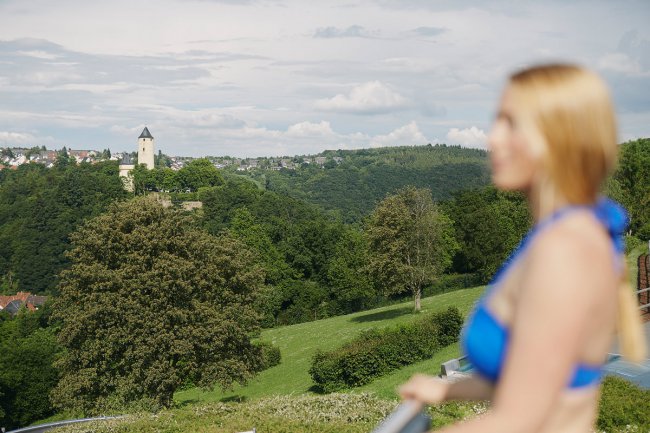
xmin=175 ymin=286 xmax=484 ymax=405
xmin=243 ymin=144 xmax=490 ymax=222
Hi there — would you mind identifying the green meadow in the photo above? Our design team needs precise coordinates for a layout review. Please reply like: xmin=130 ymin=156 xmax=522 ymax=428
xmin=49 ymin=278 xmax=650 ymax=433
xmin=175 ymin=286 xmax=484 ymax=405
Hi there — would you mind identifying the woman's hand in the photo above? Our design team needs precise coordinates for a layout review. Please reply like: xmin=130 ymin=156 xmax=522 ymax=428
xmin=398 ymin=374 xmax=449 ymax=405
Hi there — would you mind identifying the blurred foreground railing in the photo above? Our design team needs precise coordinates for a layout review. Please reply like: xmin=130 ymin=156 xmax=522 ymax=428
xmin=6 ymin=416 xmax=121 ymax=433
xmin=370 ymin=400 xmax=431 ymax=433
xmin=637 ymin=286 xmax=650 ymax=313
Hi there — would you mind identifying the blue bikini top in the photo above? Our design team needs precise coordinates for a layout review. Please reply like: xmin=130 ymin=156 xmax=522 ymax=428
xmin=461 ymin=198 xmax=628 ymax=389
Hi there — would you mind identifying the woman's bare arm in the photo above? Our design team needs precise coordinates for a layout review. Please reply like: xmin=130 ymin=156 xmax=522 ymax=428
xmin=446 ymin=374 xmax=494 ymax=401
xmin=399 ymin=373 xmax=493 ymax=405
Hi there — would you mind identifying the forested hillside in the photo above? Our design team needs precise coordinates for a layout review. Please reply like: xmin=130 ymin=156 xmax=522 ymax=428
xmin=0 ymin=158 xmax=127 ymax=295
xmin=246 ymin=144 xmax=490 ymax=222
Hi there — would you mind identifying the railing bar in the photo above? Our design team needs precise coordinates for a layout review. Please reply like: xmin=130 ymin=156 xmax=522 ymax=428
xmin=635 ymin=287 xmax=650 ymax=295
xmin=638 ymin=302 xmax=650 ymax=309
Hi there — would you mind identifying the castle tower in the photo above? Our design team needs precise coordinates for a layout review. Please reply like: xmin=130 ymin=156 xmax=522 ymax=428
xmin=138 ymin=126 xmax=155 ymax=170
xmin=118 ymin=153 xmax=135 ymax=192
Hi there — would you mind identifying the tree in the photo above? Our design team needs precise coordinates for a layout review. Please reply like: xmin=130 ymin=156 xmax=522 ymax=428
xmin=54 ymin=147 xmax=74 ymax=169
xmin=50 ymin=196 xmax=265 ymax=413
xmin=0 ymin=303 xmax=60 ymax=430
xmin=130 ymin=163 xmax=156 ymax=194
xmin=325 ymin=228 xmax=375 ymax=313
xmin=442 ymin=186 xmax=530 ymax=282
xmin=200 ymin=177 xmax=262 ymax=233
xmin=615 ymin=138 xmax=650 ymax=239
xmin=0 ymin=160 xmax=127 ymax=294
xmin=155 ymin=150 xmax=172 ymax=168
xmin=1 ymin=148 xmax=14 ymax=159
xmin=177 ymin=158 xmax=224 ymax=192
xmin=365 ymin=186 xmax=458 ymax=312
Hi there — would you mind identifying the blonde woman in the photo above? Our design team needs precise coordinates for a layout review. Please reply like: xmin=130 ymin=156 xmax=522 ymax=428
xmin=399 ymin=64 xmax=646 ymax=433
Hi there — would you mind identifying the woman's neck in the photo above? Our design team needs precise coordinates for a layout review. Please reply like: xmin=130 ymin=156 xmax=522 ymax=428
xmin=526 ymin=181 xmax=570 ymax=223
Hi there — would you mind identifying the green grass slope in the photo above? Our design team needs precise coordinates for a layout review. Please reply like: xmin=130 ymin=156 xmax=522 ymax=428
xmin=175 ymin=286 xmax=484 ymax=405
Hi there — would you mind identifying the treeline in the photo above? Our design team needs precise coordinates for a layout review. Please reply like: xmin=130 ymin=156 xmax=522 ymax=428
xmin=0 ymin=156 xmax=127 ymax=294
xmin=131 ymin=158 xmax=224 ymax=194
xmin=196 ymin=180 xmax=524 ymax=324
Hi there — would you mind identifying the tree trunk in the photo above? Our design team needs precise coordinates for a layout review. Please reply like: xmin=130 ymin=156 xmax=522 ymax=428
xmin=414 ymin=287 xmax=421 ymax=312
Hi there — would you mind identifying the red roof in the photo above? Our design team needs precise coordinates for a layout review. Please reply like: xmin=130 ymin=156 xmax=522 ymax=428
xmin=0 ymin=291 xmax=47 ymax=312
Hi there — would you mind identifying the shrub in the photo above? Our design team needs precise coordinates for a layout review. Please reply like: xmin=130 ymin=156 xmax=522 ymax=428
xmin=256 ymin=341 xmax=282 ymax=371
xmin=309 ymin=307 xmax=462 ymax=392
xmin=624 ymin=234 xmax=644 ymax=255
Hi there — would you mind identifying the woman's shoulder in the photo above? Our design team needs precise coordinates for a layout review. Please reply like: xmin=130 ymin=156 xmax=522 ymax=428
xmin=534 ymin=209 xmax=613 ymax=262
xmin=524 ymin=210 xmax=617 ymax=298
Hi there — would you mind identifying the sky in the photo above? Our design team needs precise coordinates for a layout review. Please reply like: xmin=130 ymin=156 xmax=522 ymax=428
xmin=0 ymin=0 xmax=648 ymax=158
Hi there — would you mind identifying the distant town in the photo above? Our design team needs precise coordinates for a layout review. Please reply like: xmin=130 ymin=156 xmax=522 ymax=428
xmin=0 ymin=146 xmax=344 ymax=172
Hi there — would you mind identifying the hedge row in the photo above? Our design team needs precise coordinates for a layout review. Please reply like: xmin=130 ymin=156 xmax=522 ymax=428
xmin=309 ymin=307 xmax=463 ymax=393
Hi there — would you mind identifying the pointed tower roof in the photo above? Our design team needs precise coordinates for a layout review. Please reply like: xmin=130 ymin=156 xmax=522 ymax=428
xmin=139 ymin=127 xmax=154 ymax=139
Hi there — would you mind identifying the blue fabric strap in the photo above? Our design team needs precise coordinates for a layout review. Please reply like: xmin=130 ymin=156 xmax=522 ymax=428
xmin=487 ymin=198 xmax=628 ymax=297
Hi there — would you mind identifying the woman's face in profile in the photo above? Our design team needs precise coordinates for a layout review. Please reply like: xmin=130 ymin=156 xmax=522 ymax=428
xmin=487 ymin=87 xmax=544 ymax=192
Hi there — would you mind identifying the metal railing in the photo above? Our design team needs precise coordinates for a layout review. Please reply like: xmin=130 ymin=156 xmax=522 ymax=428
xmin=6 ymin=416 xmax=121 ymax=433
xmin=370 ymin=401 xmax=430 ymax=433
xmin=636 ymin=287 xmax=650 ymax=311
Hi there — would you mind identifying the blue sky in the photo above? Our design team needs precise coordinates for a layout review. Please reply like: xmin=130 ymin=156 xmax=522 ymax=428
xmin=0 ymin=0 xmax=648 ymax=157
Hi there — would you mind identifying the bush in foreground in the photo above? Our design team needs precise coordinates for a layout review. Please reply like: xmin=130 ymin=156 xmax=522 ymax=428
xmin=309 ymin=307 xmax=463 ymax=392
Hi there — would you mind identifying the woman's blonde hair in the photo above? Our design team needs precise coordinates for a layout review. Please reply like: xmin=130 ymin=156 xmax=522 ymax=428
xmin=508 ymin=64 xmax=647 ymax=362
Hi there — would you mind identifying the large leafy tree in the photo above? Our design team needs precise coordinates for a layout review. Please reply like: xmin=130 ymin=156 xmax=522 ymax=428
xmin=325 ymin=228 xmax=375 ymax=314
xmin=51 ymin=196 xmax=265 ymax=413
xmin=615 ymin=138 xmax=650 ymax=239
xmin=177 ymin=158 xmax=224 ymax=192
xmin=443 ymin=186 xmax=531 ymax=283
xmin=365 ymin=186 xmax=458 ymax=312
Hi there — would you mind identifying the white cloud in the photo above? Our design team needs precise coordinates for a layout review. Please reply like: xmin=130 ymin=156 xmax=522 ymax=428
xmin=187 ymin=111 xmax=245 ymax=128
xmin=598 ymin=53 xmax=646 ymax=76
xmin=370 ymin=121 xmax=427 ymax=147
xmin=286 ymin=121 xmax=334 ymax=137
xmin=22 ymin=70 xmax=84 ymax=86
xmin=446 ymin=126 xmax=487 ymax=148
xmin=0 ymin=131 xmax=37 ymax=145
xmin=314 ymin=81 xmax=409 ymax=114
xmin=110 ymin=125 xmax=136 ymax=136
xmin=17 ymin=50 xmax=61 ymax=60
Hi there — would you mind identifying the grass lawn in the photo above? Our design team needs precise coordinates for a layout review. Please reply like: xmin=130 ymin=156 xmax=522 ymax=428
xmin=175 ymin=286 xmax=484 ymax=405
